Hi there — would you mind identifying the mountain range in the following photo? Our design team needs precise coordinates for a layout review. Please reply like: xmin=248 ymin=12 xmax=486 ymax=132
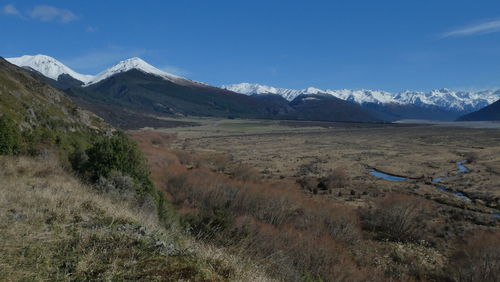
xmin=5 ymin=54 xmax=500 ymax=126
xmin=4 ymin=55 xmax=382 ymax=126
xmin=222 ymin=83 xmax=500 ymax=118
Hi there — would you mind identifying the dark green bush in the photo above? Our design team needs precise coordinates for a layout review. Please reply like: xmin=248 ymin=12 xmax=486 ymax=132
xmin=72 ymin=131 xmax=176 ymax=227
xmin=0 ymin=115 xmax=20 ymax=155
xmin=82 ymin=131 xmax=153 ymax=194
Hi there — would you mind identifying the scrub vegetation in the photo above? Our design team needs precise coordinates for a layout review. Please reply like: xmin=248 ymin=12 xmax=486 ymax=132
xmin=129 ymin=121 xmax=500 ymax=281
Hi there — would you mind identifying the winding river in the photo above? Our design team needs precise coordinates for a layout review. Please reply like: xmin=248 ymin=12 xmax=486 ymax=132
xmin=369 ymin=161 xmax=499 ymax=218
xmin=432 ymin=161 xmax=471 ymax=202
xmin=369 ymin=169 xmax=407 ymax=181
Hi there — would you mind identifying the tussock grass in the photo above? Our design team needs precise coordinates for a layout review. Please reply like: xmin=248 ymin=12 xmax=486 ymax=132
xmin=0 ymin=155 xmax=272 ymax=281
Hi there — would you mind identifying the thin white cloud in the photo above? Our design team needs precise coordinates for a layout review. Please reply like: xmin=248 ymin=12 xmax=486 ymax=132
xmin=161 ymin=65 xmax=190 ymax=76
xmin=442 ymin=19 xmax=500 ymax=38
xmin=30 ymin=5 xmax=77 ymax=23
xmin=86 ymin=25 xmax=97 ymax=33
xmin=2 ymin=4 xmax=21 ymax=16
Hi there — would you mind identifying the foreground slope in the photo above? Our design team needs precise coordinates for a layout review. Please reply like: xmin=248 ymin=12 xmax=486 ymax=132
xmin=458 ymin=98 xmax=500 ymax=121
xmin=0 ymin=156 xmax=270 ymax=281
xmin=0 ymin=57 xmax=271 ymax=281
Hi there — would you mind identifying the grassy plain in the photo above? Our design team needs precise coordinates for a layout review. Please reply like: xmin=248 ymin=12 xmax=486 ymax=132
xmin=157 ymin=118 xmax=500 ymax=214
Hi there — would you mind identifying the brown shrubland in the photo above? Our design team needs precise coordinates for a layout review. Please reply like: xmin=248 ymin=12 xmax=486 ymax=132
xmin=160 ymin=150 xmax=375 ymax=281
xmin=128 ymin=130 xmax=500 ymax=282
xmin=448 ymin=230 xmax=500 ymax=282
xmin=361 ymin=194 xmax=427 ymax=242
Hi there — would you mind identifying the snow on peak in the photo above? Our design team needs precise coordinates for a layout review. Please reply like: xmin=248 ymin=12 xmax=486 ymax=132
xmin=222 ymin=83 xmax=500 ymax=112
xmin=6 ymin=54 xmax=196 ymax=87
xmin=304 ymin=87 xmax=324 ymax=94
xmin=86 ymin=57 xmax=182 ymax=86
xmin=6 ymin=54 xmax=93 ymax=83
xmin=221 ymin=83 xmax=308 ymax=101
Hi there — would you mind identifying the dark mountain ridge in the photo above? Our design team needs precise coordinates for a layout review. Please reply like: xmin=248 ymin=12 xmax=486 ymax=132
xmin=58 ymin=69 xmax=386 ymax=127
xmin=457 ymin=98 xmax=500 ymax=121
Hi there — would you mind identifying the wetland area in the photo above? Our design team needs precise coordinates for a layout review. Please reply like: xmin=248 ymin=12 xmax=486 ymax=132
xmin=129 ymin=117 xmax=500 ymax=281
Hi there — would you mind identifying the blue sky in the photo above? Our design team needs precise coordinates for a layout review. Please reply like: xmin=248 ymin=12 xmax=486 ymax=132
xmin=1 ymin=0 xmax=500 ymax=92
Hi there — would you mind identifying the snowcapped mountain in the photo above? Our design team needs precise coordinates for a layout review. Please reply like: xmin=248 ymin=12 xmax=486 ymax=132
xmin=7 ymin=55 xmax=500 ymax=117
xmin=6 ymin=55 xmax=196 ymax=87
xmin=86 ymin=57 xmax=186 ymax=86
xmin=222 ymin=83 xmax=500 ymax=112
xmin=6 ymin=55 xmax=93 ymax=84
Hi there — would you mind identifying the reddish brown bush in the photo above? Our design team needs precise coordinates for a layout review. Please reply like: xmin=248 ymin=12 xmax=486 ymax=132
xmin=204 ymin=153 xmax=233 ymax=172
xmin=361 ymin=194 xmax=426 ymax=242
xmin=173 ymin=150 xmax=195 ymax=166
xmin=230 ymin=165 xmax=261 ymax=182
xmin=132 ymin=135 xmax=384 ymax=280
xmin=464 ymin=151 xmax=479 ymax=163
xmin=297 ymin=176 xmax=319 ymax=193
xmin=321 ymin=167 xmax=350 ymax=189
xmin=448 ymin=230 xmax=500 ymax=282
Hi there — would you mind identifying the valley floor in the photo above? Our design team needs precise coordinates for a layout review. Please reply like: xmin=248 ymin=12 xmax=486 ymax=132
xmin=128 ymin=117 xmax=500 ymax=281
xmin=158 ymin=118 xmax=500 ymax=214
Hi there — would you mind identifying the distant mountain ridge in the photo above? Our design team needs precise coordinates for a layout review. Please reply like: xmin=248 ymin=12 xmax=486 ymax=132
xmin=457 ymin=99 xmax=500 ymax=121
xmin=222 ymin=83 xmax=500 ymax=113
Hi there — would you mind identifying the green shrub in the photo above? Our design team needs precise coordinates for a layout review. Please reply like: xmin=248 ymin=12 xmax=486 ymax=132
xmin=72 ymin=131 xmax=176 ymax=228
xmin=83 ymin=131 xmax=153 ymax=193
xmin=0 ymin=115 xmax=20 ymax=155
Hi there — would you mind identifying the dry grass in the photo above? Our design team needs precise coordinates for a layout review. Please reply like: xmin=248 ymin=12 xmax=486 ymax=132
xmin=163 ymin=120 xmax=500 ymax=213
xmin=129 ymin=126 xmax=500 ymax=281
xmin=0 ymin=155 xmax=273 ymax=281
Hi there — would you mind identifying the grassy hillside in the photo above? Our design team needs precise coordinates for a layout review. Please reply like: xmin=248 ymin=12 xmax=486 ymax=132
xmin=0 ymin=58 xmax=105 ymax=131
xmin=0 ymin=58 xmax=271 ymax=281
xmin=0 ymin=57 xmax=110 ymax=160
xmin=0 ymin=155 xmax=271 ymax=281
